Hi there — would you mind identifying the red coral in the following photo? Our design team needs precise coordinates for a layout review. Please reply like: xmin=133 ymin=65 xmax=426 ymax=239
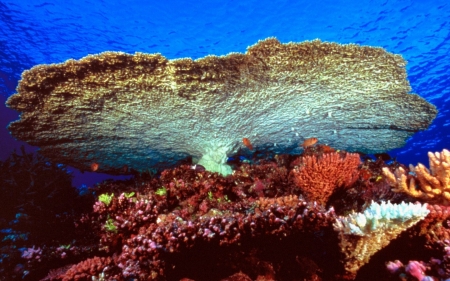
xmin=290 ymin=152 xmax=360 ymax=206
xmin=25 ymin=151 xmax=382 ymax=280
xmin=414 ymin=204 xmax=450 ymax=246
xmin=111 ymin=195 xmax=335 ymax=279
xmin=40 ymin=264 xmax=74 ymax=281
xmin=62 ymin=256 xmax=115 ymax=281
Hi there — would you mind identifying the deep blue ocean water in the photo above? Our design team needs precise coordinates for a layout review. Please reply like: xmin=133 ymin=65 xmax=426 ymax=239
xmin=0 ymin=0 xmax=449 ymax=187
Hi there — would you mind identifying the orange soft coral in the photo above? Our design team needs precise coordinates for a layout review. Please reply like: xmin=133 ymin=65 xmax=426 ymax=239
xmin=290 ymin=152 xmax=360 ymax=206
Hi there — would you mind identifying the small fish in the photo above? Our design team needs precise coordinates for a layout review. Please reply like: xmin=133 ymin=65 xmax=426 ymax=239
xmin=191 ymin=164 xmax=206 ymax=172
xmin=374 ymin=153 xmax=392 ymax=161
xmin=301 ymin=137 xmax=318 ymax=148
xmin=320 ymin=144 xmax=335 ymax=153
xmin=239 ymin=155 xmax=249 ymax=161
xmin=227 ymin=156 xmax=237 ymax=162
xmin=242 ymin=138 xmax=253 ymax=150
xmin=91 ymin=162 xmax=99 ymax=172
xmin=121 ymin=165 xmax=128 ymax=173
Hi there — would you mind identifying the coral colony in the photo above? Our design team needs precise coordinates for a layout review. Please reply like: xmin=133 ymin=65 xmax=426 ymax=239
xmin=1 ymin=39 xmax=448 ymax=280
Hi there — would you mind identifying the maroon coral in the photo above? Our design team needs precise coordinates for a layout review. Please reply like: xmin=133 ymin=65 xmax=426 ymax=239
xmin=104 ymin=194 xmax=336 ymax=279
xmin=413 ymin=204 xmax=450 ymax=246
xmin=62 ymin=256 xmax=116 ymax=281
xmin=290 ymin=152 xmax=361 ymax=205
xmin=56 ymin=161 xmax=338 ymax=280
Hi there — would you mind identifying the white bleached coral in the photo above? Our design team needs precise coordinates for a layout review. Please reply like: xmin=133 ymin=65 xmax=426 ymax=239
xmin=334 ymin=201 xmax=429 ymax=276
xmin=334 ymin=201 xmax=429 ymax=236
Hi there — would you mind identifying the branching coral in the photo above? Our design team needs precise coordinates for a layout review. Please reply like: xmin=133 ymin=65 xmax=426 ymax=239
xmin=101 ymin=195 xmax=336 ymax=280
xmin=0 ymin=146 xmax=80 ymax=222
xmin=62 ymin=256 xmax=118 ymax=281
xmin=412 ymin=204 xmax=450 ymax=247
xmin=290 ymin=151 xmax=360 ymax=205
xmin=0 ymin=147 xmax=99 ymax=280
xmin=382 ymin=148 xmax=450 ymax=204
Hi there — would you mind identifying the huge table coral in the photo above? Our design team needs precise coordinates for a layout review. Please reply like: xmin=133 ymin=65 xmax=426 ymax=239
xmin=6 ymin=38 xmax=437 ymax=175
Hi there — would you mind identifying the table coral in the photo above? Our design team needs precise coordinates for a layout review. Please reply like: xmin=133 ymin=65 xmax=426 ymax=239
xmin=6 ymin=38 xmax=437 ymax=175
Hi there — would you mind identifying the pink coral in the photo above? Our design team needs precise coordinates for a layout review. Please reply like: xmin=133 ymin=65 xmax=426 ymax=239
xmin=405 ymin=261 xmax=426 ymax=281
xmin=60 ymin=161 xmax=338 ymax=280
xmin=21 ymin=246 xmax=42 ymax=260
xmin=386 ymin=260 xmax=403 ymax=274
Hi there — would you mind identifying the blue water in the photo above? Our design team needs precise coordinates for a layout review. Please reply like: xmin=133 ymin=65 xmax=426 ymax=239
xmin=0 ymin=0 xmax=449 ymax=186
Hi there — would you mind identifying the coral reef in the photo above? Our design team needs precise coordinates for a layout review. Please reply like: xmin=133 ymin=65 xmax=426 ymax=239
xmin=383 ymin=148 xmax=450 ymax=204
xmin=62 ymin=256 xmax=117 ymax=281
xmin=386 ymin=239 xmax=450 ymax=280
xmin=3 ymin=37 xmax=440 ymax=279
xmin=2 ymin=147 xmax=450 ymax=280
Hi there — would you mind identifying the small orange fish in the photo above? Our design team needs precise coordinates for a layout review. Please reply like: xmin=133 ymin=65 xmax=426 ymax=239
xmin=301 ymin=137 xmax=318 ymax=148
xmin=242 ymin=138 xmax=253 ymax=150
xmin=91 ymin=162 xmax=99 ymax=172
xmin=320 ymin=144 xmax=335 ymax=153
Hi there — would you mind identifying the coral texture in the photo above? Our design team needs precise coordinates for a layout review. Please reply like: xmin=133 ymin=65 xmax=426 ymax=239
xmin=387 ymin=239 xmax=450 ymax=280
xmin=62 ymin=256 xmax=116 ymax=281
xmin=290 ymin=151 xmax=360 ymax=205
xmin=3 ymin=148 xmax=449 ymax=280
xmin=95 ymin=192 xmax=336 ymax=280
xmin=51 ymin=161 xmax=343 ymax=280
xmin=6 ymin=38 xmax=437 ymax=175
xmin=383 ymin=149 xmax=450 ymax=204
xmin=414 ymin=204 xmax=450 ymax=246
xmin=333 ymin=201 xmax=429 ymax=277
